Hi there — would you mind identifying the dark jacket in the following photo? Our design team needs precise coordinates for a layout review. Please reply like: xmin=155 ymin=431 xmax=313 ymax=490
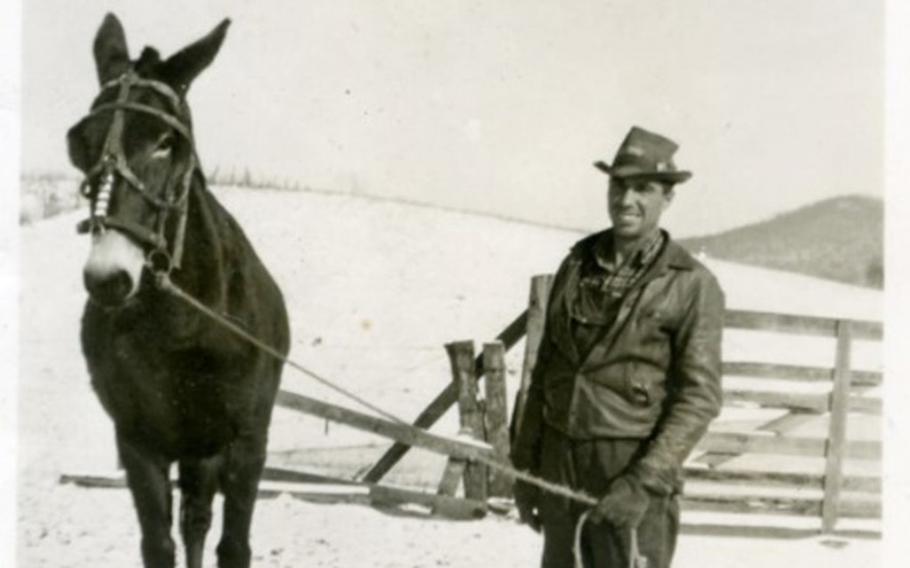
xmin=512 ymin=229 xmax=724 ymax=493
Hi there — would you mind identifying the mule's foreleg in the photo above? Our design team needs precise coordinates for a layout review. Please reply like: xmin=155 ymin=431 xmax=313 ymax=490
xmin=216 ymin=434 xmax=267 ymax=568
xmin=179 ymin=456 xmax=222 ymax=568
xmin=117 ymin=435 xmax=176 ymax=568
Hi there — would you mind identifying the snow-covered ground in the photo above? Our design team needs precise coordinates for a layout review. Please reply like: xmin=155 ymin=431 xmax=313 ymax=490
xmin=18 ymin=185 xmax=882 ymax=566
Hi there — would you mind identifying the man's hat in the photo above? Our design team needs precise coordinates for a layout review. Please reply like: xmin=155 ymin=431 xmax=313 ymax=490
xmin=594 ymin=126 xmax=692 ymax=184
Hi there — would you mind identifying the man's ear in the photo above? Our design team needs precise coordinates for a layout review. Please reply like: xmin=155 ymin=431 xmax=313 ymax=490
xmin=160 ymin=19 xmax=231 ymax=93
xmin=93 ymin=13 xmax=130 ymax=85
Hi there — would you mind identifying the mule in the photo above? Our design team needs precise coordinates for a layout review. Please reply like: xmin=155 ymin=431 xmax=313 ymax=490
xmin=67 ymin=13 xmax=290 ymax=568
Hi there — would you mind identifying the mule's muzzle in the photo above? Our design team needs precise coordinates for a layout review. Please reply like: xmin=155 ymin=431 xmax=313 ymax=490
xmin=83 ymin=228 xmax=145 ymax=307
xmin=84 ymin=268 xmax=135 ymax=307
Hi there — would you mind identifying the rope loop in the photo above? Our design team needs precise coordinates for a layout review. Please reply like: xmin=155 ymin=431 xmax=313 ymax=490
xmin=573 ymin=510 xmax=592 ymax=568
xmin=572 ymin=512 xmax=647 ymax=568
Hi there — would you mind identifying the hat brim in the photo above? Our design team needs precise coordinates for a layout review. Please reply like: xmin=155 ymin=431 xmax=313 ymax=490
xmin=593 ymin=161 xmax=692 ymax=184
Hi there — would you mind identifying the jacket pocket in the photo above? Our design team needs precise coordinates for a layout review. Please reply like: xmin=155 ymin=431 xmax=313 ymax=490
xmin=639 ymin=300 xmax=682 ymax=333
xmin=624 ymin=363 xmax=668 ymax=407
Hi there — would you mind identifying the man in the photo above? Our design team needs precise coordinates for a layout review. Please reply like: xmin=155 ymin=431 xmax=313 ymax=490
xmin=510 ymin=126 xmax=724 ymax=568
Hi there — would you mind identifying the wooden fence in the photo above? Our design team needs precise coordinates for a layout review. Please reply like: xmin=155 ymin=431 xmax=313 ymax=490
xmin=363 ymin=274 xmax=883 ymax=533
xmin=690 ymin=306 xmax=881 ymax=531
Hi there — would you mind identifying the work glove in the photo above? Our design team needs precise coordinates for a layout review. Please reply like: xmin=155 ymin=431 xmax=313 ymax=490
xmin=588 ymin=474 xmax=651 ymax=528
xmin=513 ymin=480 xmax=542 ymax=532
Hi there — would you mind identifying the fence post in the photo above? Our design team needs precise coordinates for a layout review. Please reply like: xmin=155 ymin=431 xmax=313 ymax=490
xmin=821 ymin=320 xmax=853 ymax=533
xmin=446 ymin=341 xmax=487 ymax=501
xmin=513 ymin=275 xmax=553 ymax=437
xmin=483 ymin=341 xmax=511 ymax=497
xmin=362 ymin=311 xmax=528 ymax=484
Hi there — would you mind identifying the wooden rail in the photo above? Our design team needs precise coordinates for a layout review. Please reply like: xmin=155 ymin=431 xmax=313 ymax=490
xmin=681 ymin=494 xmax=880 ymax=519
xmin=722 ymin=361 xmax=882 ymax=387
xmin=696 ymin=432 xmax=880 ymax=460
xmin=61 ymin=468 xmax=488 ymax=520
xmin=682 ymin=467 xmax=881 ymax=493
xmin=274 ymin=390 xmax=496 ymax=464
xmin=724 ymin=309 xmax=882 ymax=340
xmin=722 ymin=389 xmax=881 ymax=415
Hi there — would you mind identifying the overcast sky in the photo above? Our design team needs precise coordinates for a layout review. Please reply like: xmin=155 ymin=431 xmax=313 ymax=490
xmin=21 ymin=0 xmax=882 ymax=237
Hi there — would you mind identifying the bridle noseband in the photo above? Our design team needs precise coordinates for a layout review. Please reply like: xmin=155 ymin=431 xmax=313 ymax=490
xmin=75 ymin=70 xmax=197 ymax=277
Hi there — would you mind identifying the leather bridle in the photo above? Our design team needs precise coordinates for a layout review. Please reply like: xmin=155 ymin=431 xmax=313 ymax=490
xmin=74 ymin=70 xmax=197 ymax=274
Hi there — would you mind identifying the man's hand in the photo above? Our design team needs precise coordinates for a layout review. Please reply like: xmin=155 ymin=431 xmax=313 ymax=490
xmin=513 ymin=480 xmax=542 ymax=532
xmin=588 ymin=475 xmax=651 ymax=528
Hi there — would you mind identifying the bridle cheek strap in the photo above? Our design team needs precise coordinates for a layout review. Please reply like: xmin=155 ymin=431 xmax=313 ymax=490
xmin=76 ymin=71 xmax=197 ymax=273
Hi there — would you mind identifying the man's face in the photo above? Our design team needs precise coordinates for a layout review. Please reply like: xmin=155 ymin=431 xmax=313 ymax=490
xmin=607 ymin=177 xmax=674 ymax=239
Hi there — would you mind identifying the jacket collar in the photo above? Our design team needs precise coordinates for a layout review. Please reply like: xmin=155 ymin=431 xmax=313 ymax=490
xmin=570 ymin=228 xmax=696 ymax=272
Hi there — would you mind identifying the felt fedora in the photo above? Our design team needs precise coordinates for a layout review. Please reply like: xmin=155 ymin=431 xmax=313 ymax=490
xmin=594 ymin=126 xmax=692 ymax=183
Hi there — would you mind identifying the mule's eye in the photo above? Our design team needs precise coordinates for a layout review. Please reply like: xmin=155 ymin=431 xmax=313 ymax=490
xmin=151 ymin=134 xmax=175 ymax=158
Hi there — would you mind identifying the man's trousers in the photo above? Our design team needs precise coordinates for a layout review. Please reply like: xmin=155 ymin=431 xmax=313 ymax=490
xmin=536 ymin=427 xmax=680 ymax=568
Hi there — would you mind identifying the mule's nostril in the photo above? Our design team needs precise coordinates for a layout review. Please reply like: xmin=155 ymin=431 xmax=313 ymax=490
xmin=84 ymin=270 xmax=134 ymax=307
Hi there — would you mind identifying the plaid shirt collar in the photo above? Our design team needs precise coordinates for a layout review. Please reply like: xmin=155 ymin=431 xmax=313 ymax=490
xmin=584 ymin=230 xmax=666 ymax=298
xmin=593 ymin=230 xmax=665 ymax=272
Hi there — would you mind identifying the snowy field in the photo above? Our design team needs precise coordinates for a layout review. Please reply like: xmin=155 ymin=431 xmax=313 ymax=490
xmin=18 ymin=184 xmax=882 ymax=566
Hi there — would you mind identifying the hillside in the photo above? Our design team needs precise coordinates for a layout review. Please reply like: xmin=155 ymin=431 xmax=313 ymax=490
xmin=682 ymin=195 xmax=883 ymax=288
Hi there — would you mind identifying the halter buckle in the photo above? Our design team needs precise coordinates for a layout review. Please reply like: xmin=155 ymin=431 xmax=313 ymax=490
xmin=146 ymin=248 xmax=173 ymax=280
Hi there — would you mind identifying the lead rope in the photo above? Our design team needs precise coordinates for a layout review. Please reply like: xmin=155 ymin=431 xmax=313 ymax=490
xmin=154 ymin=272 xmax=648 ymax=567
xmin=154 ymin=272 xmax=408 ymax=426
xmin=572 ymin=511 xmax=646 ymax=568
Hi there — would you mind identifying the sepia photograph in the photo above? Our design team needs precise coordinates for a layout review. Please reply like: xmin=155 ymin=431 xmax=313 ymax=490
xmin=3 ymin=1 xmax=909 ymax=567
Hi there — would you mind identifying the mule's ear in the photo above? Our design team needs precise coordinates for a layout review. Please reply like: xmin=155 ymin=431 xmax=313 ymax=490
xmin=93 ymin=13 xmax=130 ymax=85
xmin=161 ymin=19 xmax=231 ymax=92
